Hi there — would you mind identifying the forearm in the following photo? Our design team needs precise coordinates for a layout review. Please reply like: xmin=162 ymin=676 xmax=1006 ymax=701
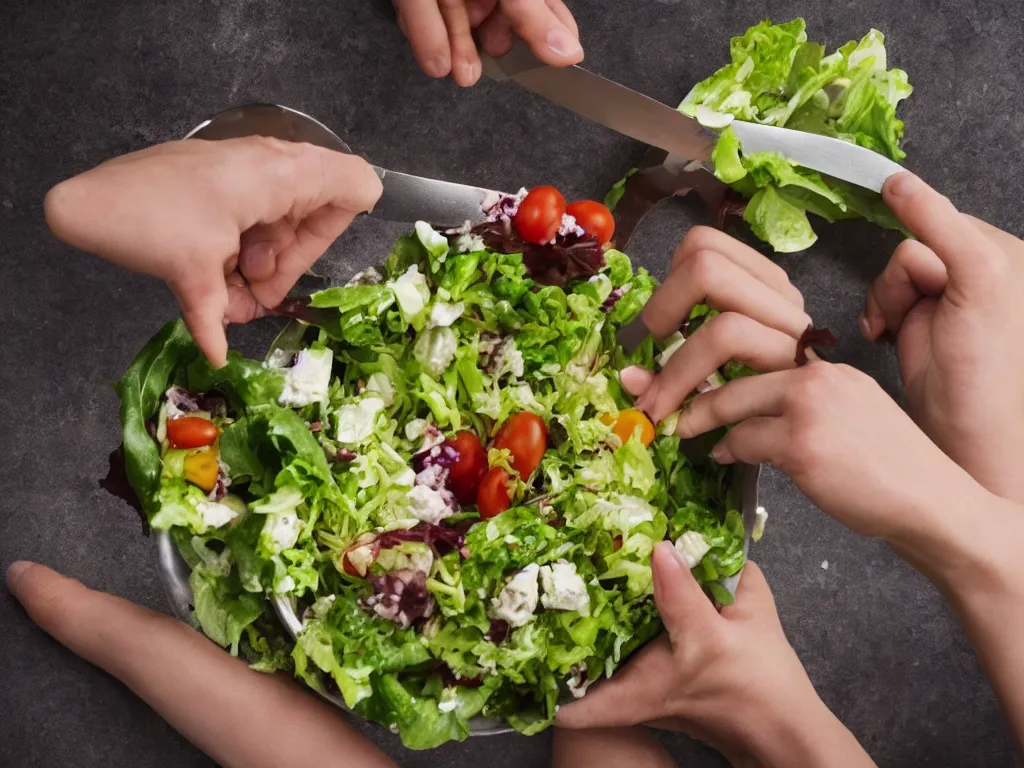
xmin=888 ymin=487 xmax=1024 ymax=752
xmin=40 ymin=592 xmax=396 ymax=768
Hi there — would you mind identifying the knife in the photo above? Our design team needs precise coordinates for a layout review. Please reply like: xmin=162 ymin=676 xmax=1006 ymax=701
xmin=482 ymin=40 xmax=904 ymax=195
xmin=187 ymin=103 xmax=505 ymax=227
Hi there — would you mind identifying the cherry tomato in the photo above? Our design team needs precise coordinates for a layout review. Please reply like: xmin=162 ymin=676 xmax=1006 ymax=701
xmin=494 ymin=412 xmax=548 ymax=478
xmin=167 ymin=416 xmax=218 ymax=449
xmin=566 ymin=200 xmax=615 ymax=245
xmin=342 ymin=535 xmax=380 ymax=577
xmin=613 ymin=535 xmax=623 ymax=552
xmin=477 ymin=467 xmax=513 ymax=520
xmin=514 ymin=186 xmax=566 ymax=245
xmin=183 ymin=448 xmax=220 ymax=492
xmin=601 ymin=409 xmax=655 ymax=447
xmin=446 ymin=431 xmax=488 ymax=505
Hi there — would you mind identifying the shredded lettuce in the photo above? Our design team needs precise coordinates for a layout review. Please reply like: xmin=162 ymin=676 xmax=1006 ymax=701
xmin=113 ymin=221 xmax=749 ymax=749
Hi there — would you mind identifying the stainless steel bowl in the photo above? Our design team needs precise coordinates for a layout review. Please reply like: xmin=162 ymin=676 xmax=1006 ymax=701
xmin=152 ymin=103 xmax=764 ymax=738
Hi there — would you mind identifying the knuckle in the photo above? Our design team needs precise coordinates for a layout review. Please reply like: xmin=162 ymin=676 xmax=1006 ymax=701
xmin=703 ymin=311 xmax=749 ymax=350
xmin=673 ymin=226 xmax=716 ymax=269
xmin=686 ymin=248 xmax=725 ymax=291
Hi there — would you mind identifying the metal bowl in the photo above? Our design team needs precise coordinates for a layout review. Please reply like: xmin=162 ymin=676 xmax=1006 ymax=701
xmin=152 ymin=102 xmax=764 ymax=738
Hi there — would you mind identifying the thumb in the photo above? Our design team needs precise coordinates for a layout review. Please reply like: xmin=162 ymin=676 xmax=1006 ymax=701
xmin=652 ymin=541 xmax=718 ymax=641
xmin=171 ymin=276 xmax=230 ymax=368
xmin=555 ymin=635 xmax=674 ymax=729
xmin=882 ymin=172 xmax=992 ymax=294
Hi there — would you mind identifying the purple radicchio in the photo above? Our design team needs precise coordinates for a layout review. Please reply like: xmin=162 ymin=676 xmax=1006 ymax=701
xmin=377 ymin=522 xmax=469 ymax=559
xmin=363 ymin=569 xmax=435 ymax=629
xmin=601 ymin=282 xmax=632 ymax=311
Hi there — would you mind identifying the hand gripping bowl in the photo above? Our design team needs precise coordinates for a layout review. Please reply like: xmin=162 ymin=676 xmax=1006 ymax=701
xmin=152 ymin=103 xmax=764 ymax=737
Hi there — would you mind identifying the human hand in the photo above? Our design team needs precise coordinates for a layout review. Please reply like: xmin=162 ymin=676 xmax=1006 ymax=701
xmin=393 ymin=0 xmax=582 ymax=86
xmin=557 ymin=546 xmax=875 ymax=768
xmin=44 ymin=137 xmax=383 ymax=367
xmin=6 ymin=561 xmax=395 ymax=768
xmin=862 ymin=172 xmax=1024 ymax=503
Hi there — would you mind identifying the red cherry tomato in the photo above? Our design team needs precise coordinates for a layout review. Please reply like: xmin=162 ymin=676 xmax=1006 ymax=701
xmin=477 ymin=467 xmax=513 ymax=520
xmin=342 ymin=536 xmax=380 ymax=577
xmin=446 ymin=431 xmax=488 ymax=505
xmin=514 ymin=186 xmax=566 ymax=245
xmin=566 ymin=200 xmax=615 ymax=245
xmin=494 ymin=412 xmax=548 ymax=479
xmin=166 ymin=416 xmax=218 ymax=449
xmin=613 ymin=535 xmax=623 ymax=552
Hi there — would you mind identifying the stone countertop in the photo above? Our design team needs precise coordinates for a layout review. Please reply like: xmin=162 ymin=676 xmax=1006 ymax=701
xmin=1 ymin=1 xmax=1022 ymax=766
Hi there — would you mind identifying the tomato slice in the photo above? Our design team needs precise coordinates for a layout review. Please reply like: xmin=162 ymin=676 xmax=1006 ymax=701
xmin=446 ymin=431 xmax=488 ymax=505
xmin=566 ymin=200 xmax=615 ymax=245
xmin=167 ymin=416 xmax=219 ymax=449
xmin=493 ymin=412 xmax=548 ymax=479
xmin=514 ymin=186 xmax=567 ymax=245
xmin=602 ymin=408 xmax=655 ymax=447
xmin=477 ymin=467 xmax=513 ymax=520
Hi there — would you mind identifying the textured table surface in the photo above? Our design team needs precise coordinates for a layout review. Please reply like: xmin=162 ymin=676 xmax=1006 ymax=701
xmin=2 ymin=1 xmax=1023 ymax=766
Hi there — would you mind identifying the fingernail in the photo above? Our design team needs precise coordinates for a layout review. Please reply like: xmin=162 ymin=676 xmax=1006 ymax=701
xmin=456 ymin=59 xmax=479 ymax=85
xmin=711 ymin=441 xmax=734 ymax=464
xmin=858 ymin=314 xmax=873 ymax=340
xmin=619 ymin=366 xmax=650 ymax=395
xmin=885 ymin=171 xmax=920 ymax=198
xmin=428 ymin=54 xmax=451 ymax=78
xmin=6 ymin=561 xmax=32 ymax=594
xmin=240 ymin=242 xmax=275 ymax=281
xmin=546 ymin=27 xmax=582 ymax=58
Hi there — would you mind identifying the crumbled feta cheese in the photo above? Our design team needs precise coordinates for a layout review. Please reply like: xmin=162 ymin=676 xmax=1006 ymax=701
xmin=365 ymin=372 xmax=395 ymax=407
xmin=265 ymin=348 xmax=295 ymax=369
xmin=658 ymin=332 xmax=686 ymax=368
xmin=345 ymin=267 xmax=383 ymax=287
xmin=196 ymin=500 xmax=240 ymax=530
xmin=556 ymin=213 xmax=585 ymax=240
xmin=391 ymin=265 xmax=429 ymax=321
xmin=593 ymin=495 xmax=655 ymax=533
xmin=674 ymin=531 xmax=711 ymax=569
xmin=453 ymin=233 xmax=485 ymax=254
xmin=490 ymin=563 xmax=540 ymax=628
xmin=490 ymin=337 xmax=524 ymax=380
xmin=264 ymin=511 xmax=303 ymax=553
xmin=336 ymin=397 xmax=386 ymax=444
xmin=821 ymin=560 xmax=830 ymax=571
xmin=279 ymin=348 xmax=333 ymax=408
xmin=405 ymin=485 xmax=454 ymax=525
xmin=753 ymin=506 xmax=768 ymax=542
xmin=539 ymin=560 xmax=590 ymax=615
xmin=428 ymin=301 xmax=465 ymax=328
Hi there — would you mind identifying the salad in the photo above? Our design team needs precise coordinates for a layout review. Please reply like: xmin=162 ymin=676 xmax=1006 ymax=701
xmin=606 ymin=18 xmax=913 ymax=253
xmin=114 ymin=188 xmax=760 ymax=748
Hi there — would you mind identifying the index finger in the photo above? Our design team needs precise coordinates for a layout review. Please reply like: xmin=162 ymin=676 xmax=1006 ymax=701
xmin=498 ymin=0 xmax=582 ymax=64
xmin=219 ymin=138 xmax=383 ymax=233
xmin=882 ymin=172 xmax=1001 ymax=289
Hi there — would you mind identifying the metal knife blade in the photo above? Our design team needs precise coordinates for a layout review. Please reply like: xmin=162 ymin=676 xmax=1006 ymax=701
xmin=371 ymin=167 xmax=502 ymax=227
xmin=483 ymin=41 xmax=904 ymax=193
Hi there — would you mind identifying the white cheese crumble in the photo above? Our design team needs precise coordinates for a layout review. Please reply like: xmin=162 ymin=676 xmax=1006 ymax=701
xmin=264 ymin=511 xmax=303 ymax=554
xmin=539 ymin=560 xmax=590 ymax=615
xmin=336 ymin=397 xmax=386 ymax=444
xmin=674 ymin=531 xmax=711 ymax=569
xmin=556 ymin=213 xmax=585 ymax=240
xmin=821 ymin=560 xmax=830 ymax=571
xmin=453 ymin=233 xmax=485 ymax=254
xmin=405 ymin=485 xmax=454 ymax=525
xmin=196 ymin=500 xmax=239 ymax=530
xmin=490 ymin=563 xmax=540 ymax=628
xmin=491 ymin=337 xmax=524 ymax=380
xmin=265 ymin=348 xmax=295 ymax=369
xmin=279 ymin=348 xmax=333 ymax=408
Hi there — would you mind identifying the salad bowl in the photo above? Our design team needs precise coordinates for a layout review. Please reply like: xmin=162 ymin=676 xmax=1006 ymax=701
xmin=151 ymin=103 xmax=764 ymax=739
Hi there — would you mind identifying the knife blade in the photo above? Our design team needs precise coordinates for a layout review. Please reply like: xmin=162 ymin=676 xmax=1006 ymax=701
xmin=483 ymin=41 xmax=904 ymax=194
xmin=371 ymin=167 xmax=503 ymax=227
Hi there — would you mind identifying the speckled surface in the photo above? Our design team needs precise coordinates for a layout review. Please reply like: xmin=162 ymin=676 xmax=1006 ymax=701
xmin=2 ymin=1 xmax=1023 ymax=766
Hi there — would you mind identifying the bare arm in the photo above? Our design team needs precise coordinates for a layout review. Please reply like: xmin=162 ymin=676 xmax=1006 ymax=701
xmin=6 ymin=562 xmax=396 ymax=768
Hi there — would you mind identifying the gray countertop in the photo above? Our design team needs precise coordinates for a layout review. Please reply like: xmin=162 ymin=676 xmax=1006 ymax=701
xmin=2 ymin=1 xmax=1023 ymax=766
